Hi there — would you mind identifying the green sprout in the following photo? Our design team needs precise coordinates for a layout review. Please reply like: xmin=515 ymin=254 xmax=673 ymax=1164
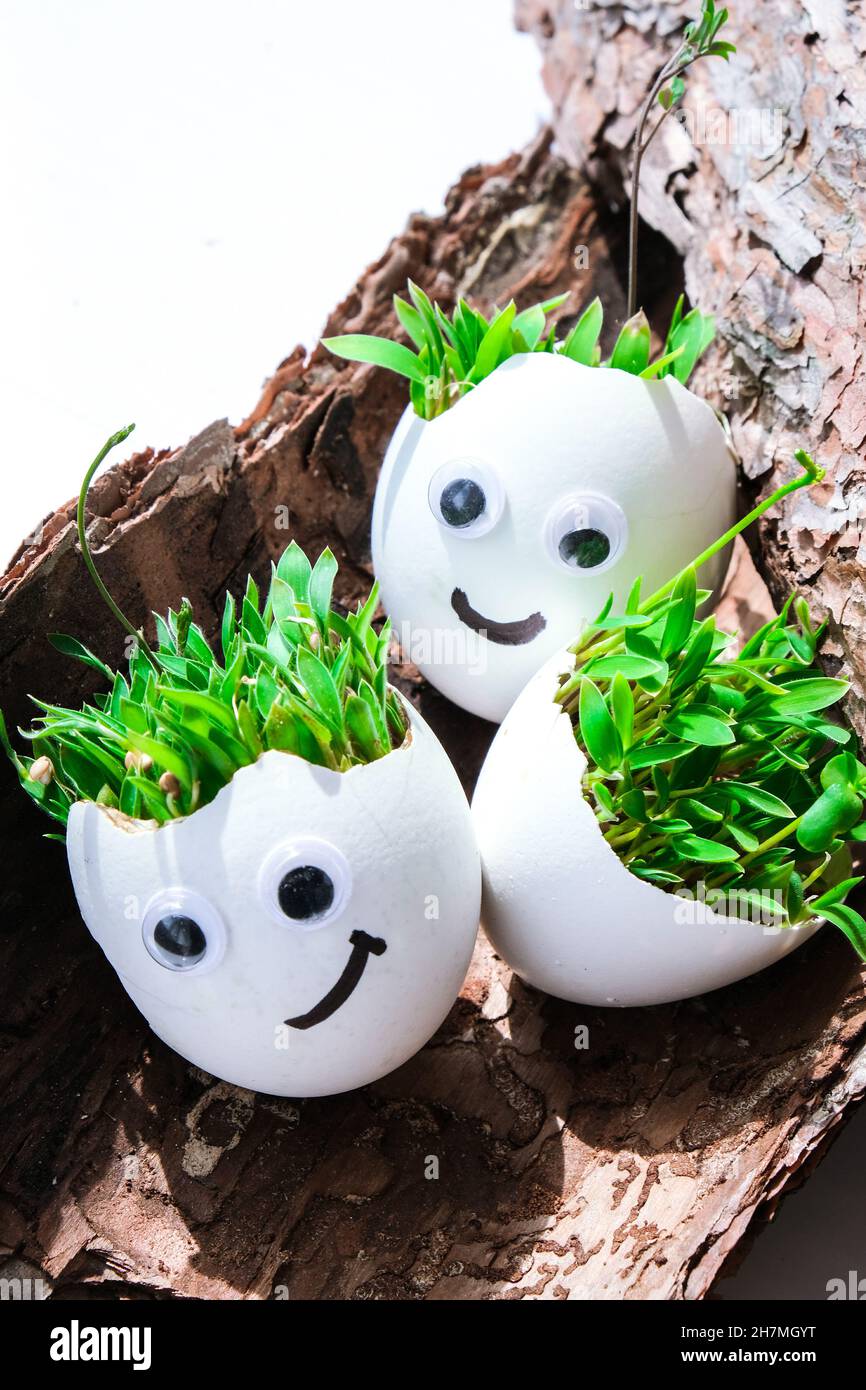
xmin=628 ymin=1 xmax=736 ymax=317
xmin=1 ymin=429 xmax=407 ymax=835
xmin=323 ymin=281 xmax=715 ymax=421
xmin=555 ymin=449 xmax=866 ymax=960
xmin=323 ymin=6 xmax=734 ymax=418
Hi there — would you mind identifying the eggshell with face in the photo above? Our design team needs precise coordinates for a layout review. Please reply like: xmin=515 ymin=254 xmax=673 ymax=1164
xmin=67 ymin=698 xmax=480 ymax=1097
xmin=472 ymin=652 xmax=820 ymax=1006
xmin=372 ymin=352 xmax=737 ymax=723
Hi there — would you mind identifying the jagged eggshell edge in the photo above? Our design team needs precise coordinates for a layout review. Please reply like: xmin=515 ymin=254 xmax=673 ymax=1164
xmin=472 ymin=652 xmax=819 ymax=1006
xmin=67 ymin=697 xmax=481 ymax=1095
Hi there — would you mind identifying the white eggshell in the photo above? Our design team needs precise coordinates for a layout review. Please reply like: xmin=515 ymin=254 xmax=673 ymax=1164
xmin=373 ymin=352 xmax=737 ymax=723
xmin=67 ymin=699 xmax=480 ymax=1097
xmin=472 ymin=652 xmax=819 ymax=1006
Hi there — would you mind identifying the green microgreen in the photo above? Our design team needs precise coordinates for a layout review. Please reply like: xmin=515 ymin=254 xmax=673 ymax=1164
xmin=555 ymin=449 xmax=866 ymax=960
xmin=1 ymin=429 xmax=407 ymax=836
xmin=323 ymin=4 xmax=734 ymax=418
xmin=323 ymin=285 xmax=714 ymax=420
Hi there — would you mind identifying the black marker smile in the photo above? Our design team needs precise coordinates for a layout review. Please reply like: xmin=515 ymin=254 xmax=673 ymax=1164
xmin=451 ymin=587 xmax=547 ymax=646
xmin=284 ymin=930 xmax=387 ymax=1031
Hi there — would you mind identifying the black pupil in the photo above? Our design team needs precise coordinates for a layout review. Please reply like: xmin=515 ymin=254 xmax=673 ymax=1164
xmin=440 ymin=478 xmax=485 ymax=528
xmin=559 ymin=527 xmax=611 ymax=569
xmin=278 ymin=865 xmax=335 ymax=920
xmin=154 ymin=914 xmax=206 ymax=962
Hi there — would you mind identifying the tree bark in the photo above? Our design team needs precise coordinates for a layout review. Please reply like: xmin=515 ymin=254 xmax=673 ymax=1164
xmin=0 ymin=62 xmax=864 ymax=1297
xmin=516 ymin=0 xmax=866 ymax=744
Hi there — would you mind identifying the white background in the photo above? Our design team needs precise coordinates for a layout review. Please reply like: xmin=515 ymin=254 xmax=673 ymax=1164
xmin=0 ymin=0 xmax=545 ymax=564
xmin=2 ymin=0 xmax=864 ymax=1300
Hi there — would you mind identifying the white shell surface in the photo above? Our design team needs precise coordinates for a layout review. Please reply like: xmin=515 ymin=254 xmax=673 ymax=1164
xmin=67 ymin=699 xmax=480 ymax=1096
xmin=372 ymin=352 xmax=737 ymax=723
xmin=472 ymin=652 xmax=819 ymax=1007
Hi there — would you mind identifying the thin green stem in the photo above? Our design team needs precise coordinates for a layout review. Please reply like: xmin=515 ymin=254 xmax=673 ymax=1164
xmin=626 ymin=4 xmax=737 ymax=318
xmin=76 ymin=425 xmax=158 ymax=670
xmin=800 ymin=857 xmax=831 ymax=892
xmin=624 ymin=831 xmax=672 ymax=863
xmin=557 ymin=452 xmax=823 ymax=708
xmin=705 ymin=816 xmax=805 ymax=890
xmin=603 ymin=823 xmax=644 ymax=850
xmin=639 ymin=455 xmax=823 ymax=615
xmin=627 ymin=47 xmax=687 ymax=318
xmin=740 ymin=816 xmax=804 ymax=867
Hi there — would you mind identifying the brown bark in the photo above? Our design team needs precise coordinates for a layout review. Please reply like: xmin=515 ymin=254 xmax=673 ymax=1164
xmin=0 ymin=90 xmax=864 ymax=1297
xmin=516 ymin=0 xmax=866 ymax=744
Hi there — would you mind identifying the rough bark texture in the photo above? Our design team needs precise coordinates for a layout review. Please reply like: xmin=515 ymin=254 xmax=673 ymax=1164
xmin=1 ymin=30 xmax=865 ymax=1298
xmin=517 ymin=0 xmax=866 ymax=744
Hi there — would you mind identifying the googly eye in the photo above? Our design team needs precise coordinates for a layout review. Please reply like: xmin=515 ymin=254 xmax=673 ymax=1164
xmin=141 ymin=889 xmax=227 ymax=974
xmin=428 ymin=458 xmax=504 ymax=538
xmin=259 ymin=838 xmax=352 ymax=931
xmin=544 ymin=494 xmax=628 ymax=576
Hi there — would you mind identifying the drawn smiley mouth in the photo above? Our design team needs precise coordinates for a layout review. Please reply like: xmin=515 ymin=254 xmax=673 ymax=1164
xmin=450 ymin=588 xmax=547 ymax=647
xmin=284 ymin=930 xmax=388 ymax=1031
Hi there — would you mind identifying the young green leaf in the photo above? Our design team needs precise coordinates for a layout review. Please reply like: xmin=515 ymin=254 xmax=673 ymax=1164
xmin=820 ymin=751 xmax=865 ymax=792
xmin=48 ymin=633 xmax=115 ymax=684
xmin=561 ymin=298 xmax=603 ymax=365
xmin=797 ymin=784 xmax=863 ymax=853
xmin=640 ymin=346 xmax=685 ymax=379
xmin=810 ymin=877 xmax=864 ymax=911
xmin=392 ymin=295 xmax=428 ymax=351
xmin=662 ymin=708 xmax=734 ymax=747
xmin=297 ymin=647 xmax=344 ymax=734
xmin=309 ymin=548 xmax=338 ymax=628
xmin=771 ymin=677 xmax=849 ymax=716
xmin=672 ymin=834 xmax=740 ymax=864
xmin=578 ymin=679 xmax=622 ymax=774
xmin=663 ymin=308 xmax=716 ymax=384
xmin=593 ymin=781 xmax=617 ymax=821
xmin=817 ymin=903 xmax=866 ymax=960
xmin=610 ymin=671 xmax=635 ymax=750
xmin=660 ymin=568 xmax=697 ymax=657
xmin=670 ymin=617 xmax=717 ymax=696
xmin=468 ymin=302 xmax=517 ymax=383
xmin=712 ymin=782 xmax=795 ymax=818
xmin=345 ymin=695 xmax=384 ymax=762
xmin=584 ymin=654 xmax=667 ymax=682
xmin=609 ymin=310 xmax=651 ymax=375
xmin=276 ymin=541 xmax=313 ymax=603
xmin=321 ymin=334 xmax=426 ymax=383
xmin=512 ymin=303 xmax=547 ymax=349
xmin=407 ymin=280 xmax=445 ymax=358
xmin=626 ymin=741 xmax=694 ymax=770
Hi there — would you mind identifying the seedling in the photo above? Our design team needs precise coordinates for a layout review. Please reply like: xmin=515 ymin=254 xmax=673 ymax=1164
xmin=324 ymin=4 xmax=734 ymax=419
xmin=329 ymin=309 xmax=737 ymax=724
xmin=323 ymin=285 xmax=714 ymax=421
xmin=474 ymin=450 xmax=865 ymax=1007
xmin=2 ymin=426 xmax=407 ymax=833
xmin=2 ymin=428 xmax=480 ymax=1099
xmin=315 ymin=6 xmax=741 ymax=728
xmin=556 ymin=450 xmax=866 ymax=959
xmin=628 ymin=1 xmax=736 ymax=317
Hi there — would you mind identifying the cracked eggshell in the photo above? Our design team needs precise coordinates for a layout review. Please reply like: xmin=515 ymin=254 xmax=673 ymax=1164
xmin=67 ymin=698 xmax=480 ymax=1097
xmin=472 ymin=652 xmax=820 ymax=1007
xmin=373 ymin=352 xmax=737 ymax=724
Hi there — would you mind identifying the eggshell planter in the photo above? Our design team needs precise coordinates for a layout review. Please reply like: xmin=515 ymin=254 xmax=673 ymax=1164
xmin=373 ymin=352 xmax=738 ymax=724
xmin=67 ymin=698 xmax=481 ymax=1097
xmin=472 ymin=652 xmax=820 ymax=1007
